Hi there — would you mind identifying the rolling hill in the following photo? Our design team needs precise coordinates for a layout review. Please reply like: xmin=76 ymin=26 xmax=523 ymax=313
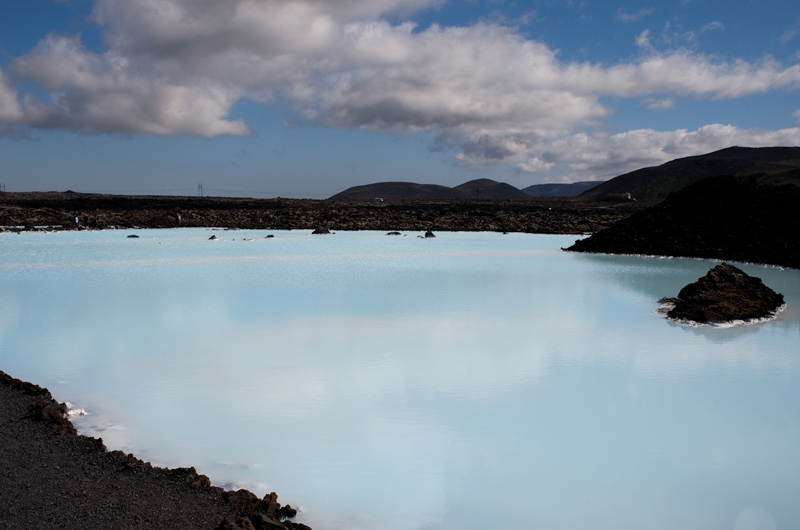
xmin=523 ymin=181 xmax=604 ymax=198
xmin=577 ymin=146 xmax=800 ymax=204
xmin=329 ymin=179 xmax=530 ymax=200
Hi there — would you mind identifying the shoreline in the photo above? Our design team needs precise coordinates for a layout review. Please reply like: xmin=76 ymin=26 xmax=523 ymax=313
xmin=0 ymin=370 xmax=311 ymax=530
xmin=0 ymin=191 xmax=638 ymax=234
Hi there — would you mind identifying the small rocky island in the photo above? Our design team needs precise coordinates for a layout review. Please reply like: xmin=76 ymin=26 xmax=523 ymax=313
xmin=659 ymin=263 xmax=785 ymax=324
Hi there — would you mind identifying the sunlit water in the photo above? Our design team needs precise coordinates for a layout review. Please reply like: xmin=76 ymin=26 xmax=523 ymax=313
xmin=1 ymin=229 xmax=799 ymax=530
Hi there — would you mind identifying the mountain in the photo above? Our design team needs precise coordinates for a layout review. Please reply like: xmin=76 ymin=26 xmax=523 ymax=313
xmin=453 ymin=179 xmax=531 ymax=200
xmin=328 ymin=182 xmax=465 ymax=200
xmin=566 ymin=175 xmax=800 ymax=269
xmin=329 ymin=179 xmax=529 ymax=200
xmin=577 ymin=146 xmax=800 ymax=204
xmin=523 ymin=181 xmax=604 ymax=198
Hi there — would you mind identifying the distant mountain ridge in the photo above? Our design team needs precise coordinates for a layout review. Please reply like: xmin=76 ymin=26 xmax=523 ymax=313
xmin=578 ymin=146 xmax=800 ymax=204
xmin=329 ymin=146 xmax=800 ymax=202
xmin=523 ymin=181 xmax=604 ymax=197
xmin=329 ymin=178 xmax=531 ymax=200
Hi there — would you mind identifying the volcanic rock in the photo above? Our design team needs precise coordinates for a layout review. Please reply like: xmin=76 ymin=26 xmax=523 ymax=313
xmin=0 ymin=370 xmax=312 ymax=530
xmin=661 ymin=263 xmax=784 ymax=323
xmin=566 ymin=175 xmax=800 ymax=269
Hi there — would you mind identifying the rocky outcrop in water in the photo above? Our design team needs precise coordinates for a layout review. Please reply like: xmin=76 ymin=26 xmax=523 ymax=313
xmin=659 ymin=263 xmax=784 ymax=324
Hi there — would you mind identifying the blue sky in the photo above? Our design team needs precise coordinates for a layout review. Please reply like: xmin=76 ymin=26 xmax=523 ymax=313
xmin=1 ymin=0 xmax=799 ymax=198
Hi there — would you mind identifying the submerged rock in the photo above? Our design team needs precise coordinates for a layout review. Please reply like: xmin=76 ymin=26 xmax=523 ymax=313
xmin=424 ymin=230 xmax=436 ymax=238
xmin=661 ymin=263 xmax=784 ymax=324
xmin=311 ymin=227 xmax=331 ymax=235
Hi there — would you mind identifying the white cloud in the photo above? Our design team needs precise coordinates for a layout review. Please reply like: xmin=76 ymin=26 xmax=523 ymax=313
xmin=516 ymin=124 xmax=800 ymax=180
xmin=635 ymin=29 xmax=651 ymax=49
xmin=0 ymin=68 xmax=24 ymax=123
xmin=701 ymin=21 xmax=725 ymax=33
xmin=3 ymin=0 xmax=800 ymax=177
xmin=617 ymin=7 xmax=654 ymax=23
xmin=647 ymin=98 xmax=675 ymax=111
xmin=781 ymin=22 xmax=799 ymax=44
xmin=11 ymin=34 xmax=250 ymax=136
xmin=594 ymin=53 xmax=800 ymax=99
xmin=794 ymin=109 xmax=800 ymax=124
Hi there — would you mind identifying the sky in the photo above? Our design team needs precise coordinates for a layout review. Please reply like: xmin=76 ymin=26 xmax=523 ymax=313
xmin=0 ymin=0 xmax=799 ymax=198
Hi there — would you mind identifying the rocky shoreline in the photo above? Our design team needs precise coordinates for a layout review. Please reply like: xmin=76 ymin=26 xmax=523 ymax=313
xmin=0 ymin=370 xmax=310 ymax=530
xmin=566 ymin=176 xmax=800 ymax=270
xmin=0 ymin=192 xmax=639 ymax=234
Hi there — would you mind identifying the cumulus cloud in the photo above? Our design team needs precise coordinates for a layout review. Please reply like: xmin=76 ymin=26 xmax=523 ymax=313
xmin=0 ymin=68 xmax=24 ymax=122
xmin=3 ymin=0 xmax=800 ymax=177
xmin=11 ymin=33 xmax=251 ymax=136
xmin=515 ymin=124 xmax=800 ymax=180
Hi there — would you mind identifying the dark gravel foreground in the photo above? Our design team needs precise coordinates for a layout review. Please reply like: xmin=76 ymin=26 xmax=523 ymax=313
xmin=0 ymin=371 xmax=310 ymax=530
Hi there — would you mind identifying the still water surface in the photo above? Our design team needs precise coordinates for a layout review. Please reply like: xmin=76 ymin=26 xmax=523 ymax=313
xmin=1 ymin=229 xmax=799 ymax=530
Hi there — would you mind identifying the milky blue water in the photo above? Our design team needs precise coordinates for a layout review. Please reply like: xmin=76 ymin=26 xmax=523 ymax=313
xmin=1 ymin=229 xmax=799 ymax=530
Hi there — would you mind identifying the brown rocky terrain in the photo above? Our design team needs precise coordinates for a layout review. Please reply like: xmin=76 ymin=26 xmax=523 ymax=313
xmin=0 ymin=192 xmax=639 ymax=234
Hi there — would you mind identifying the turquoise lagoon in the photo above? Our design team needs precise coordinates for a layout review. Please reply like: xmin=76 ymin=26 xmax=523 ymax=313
xmin=1 ymin=229 xmax=798 ymax=530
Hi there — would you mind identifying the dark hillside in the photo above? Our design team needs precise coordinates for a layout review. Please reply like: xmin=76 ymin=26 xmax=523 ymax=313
xmin=578 ymin=146 xmax=800 ymax=204
xmin=329 ymin=178 xmax=530 ymax=201
xmin=453 ymin=179 xmax=530 ymax=200
xmin=566 ymin=175 xmax=800 ymax=269
xmin=523 ymin=181 xmax=604 ymax=198
xmin=328 ymin=182 xmax=464 ymax=200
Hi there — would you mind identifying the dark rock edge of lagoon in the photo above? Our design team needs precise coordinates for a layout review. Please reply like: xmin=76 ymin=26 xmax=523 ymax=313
xmin=0 ymin=370 xmax=311 ymax=530
xmin=565 ymin=176 xmax=800 ymax=270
